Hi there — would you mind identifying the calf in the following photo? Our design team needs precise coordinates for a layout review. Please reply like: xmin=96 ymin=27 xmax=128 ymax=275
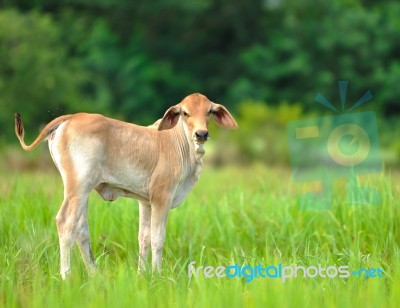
xmin=14 ymin=93 xmax=238 ymax=279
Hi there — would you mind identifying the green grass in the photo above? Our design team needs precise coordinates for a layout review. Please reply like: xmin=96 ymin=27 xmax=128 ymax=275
xmin=1 ymin=166 xmax=399 ymax=307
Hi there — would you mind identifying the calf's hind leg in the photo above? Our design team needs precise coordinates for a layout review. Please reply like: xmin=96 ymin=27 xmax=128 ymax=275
xmin=56 ymin=190 xmax=92 ymax=280
xmin=76 ymin=208 xmax=97 ymax=276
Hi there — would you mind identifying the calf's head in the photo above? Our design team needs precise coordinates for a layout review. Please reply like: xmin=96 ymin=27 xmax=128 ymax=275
xmin=158 ymin=93 xmax=238 ymax=144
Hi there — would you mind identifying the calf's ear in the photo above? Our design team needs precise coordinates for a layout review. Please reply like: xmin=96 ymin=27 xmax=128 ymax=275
xmin=211 ymin=103 xmax=239 ymax=129
xmin=158 ymin=105 xmax=181 ymax=131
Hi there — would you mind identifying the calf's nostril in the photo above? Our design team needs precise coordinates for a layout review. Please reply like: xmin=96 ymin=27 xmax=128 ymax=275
xmin=195 ymin=131 xmax=209 ymax=140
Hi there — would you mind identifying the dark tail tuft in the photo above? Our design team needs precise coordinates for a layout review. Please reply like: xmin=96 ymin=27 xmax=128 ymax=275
xmin=15 ymin=112 xmax=24 ymax=137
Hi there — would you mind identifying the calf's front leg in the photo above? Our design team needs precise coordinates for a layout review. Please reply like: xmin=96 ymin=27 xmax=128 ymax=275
xmin=138 ymin=202 xmax=151 ymax=273
xmin=150 ymin=202 xmax=170 ymax=273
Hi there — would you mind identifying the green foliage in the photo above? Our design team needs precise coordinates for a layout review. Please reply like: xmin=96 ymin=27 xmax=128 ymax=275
xmin=230 ymin=0 xmax=400 ymax=114
xmin=1 ymin=0 xmax=400 ymax=146
xmin=212 ymin=101 xmax=306 ymax=165
xmin=0 ymin=10 xmax=97 ymax=141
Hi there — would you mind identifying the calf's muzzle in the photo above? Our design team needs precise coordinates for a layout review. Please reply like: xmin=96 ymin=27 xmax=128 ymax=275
xmin=194 ymin=130 xmax=209 ymax=142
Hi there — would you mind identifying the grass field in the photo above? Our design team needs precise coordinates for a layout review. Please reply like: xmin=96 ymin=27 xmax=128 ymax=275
xmin=1 ymin=165 xmax=399 ymax=307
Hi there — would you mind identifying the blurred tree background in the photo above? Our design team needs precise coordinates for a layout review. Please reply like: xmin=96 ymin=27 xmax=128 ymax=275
xmin=1 ymin=0 xmax=399 ymax=166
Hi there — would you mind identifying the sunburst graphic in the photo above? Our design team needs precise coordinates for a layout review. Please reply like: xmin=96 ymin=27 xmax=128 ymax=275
xmin=315 ymin=80 xmax=374 ymax=112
